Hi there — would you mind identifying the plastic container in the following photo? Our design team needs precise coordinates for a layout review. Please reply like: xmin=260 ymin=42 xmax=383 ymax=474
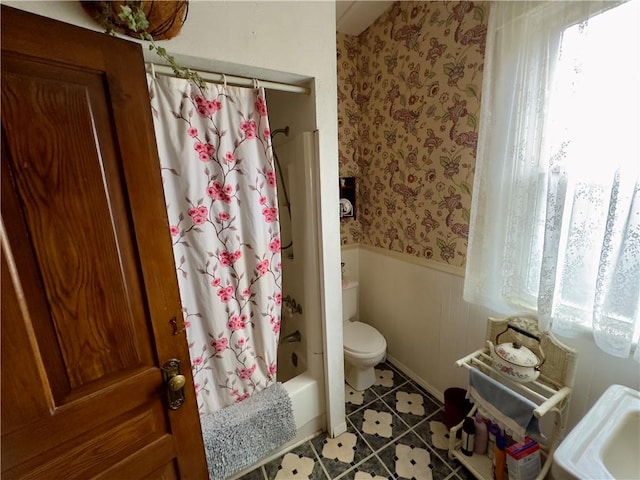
xmin=474 ymin=415 xmax=489 ymax=455
xmin=488 ymin=422 xmax=501 ymax=461
xmin=461 ymin=417 xmax=476 ymax=456
xmin=493 ymin=434 xmax=507 ymax=480
xmin=444 ymin=388 xmax=473 ymax=429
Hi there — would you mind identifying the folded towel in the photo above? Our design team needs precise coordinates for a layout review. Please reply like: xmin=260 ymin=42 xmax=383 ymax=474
xmin=467 ymin=367 xmax=541 ymax=442
xmin=200 ymin=382 xmax=296 ymax=480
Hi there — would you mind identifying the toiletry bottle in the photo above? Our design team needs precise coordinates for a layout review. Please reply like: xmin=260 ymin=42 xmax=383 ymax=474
xmin=461 ymin=417 xmax=476 ymax=456
xmin=492 ymin=433 xmax=506 ymax=480
xmin=473 ymin=415 xmax=488 ymax=455
xmin=487 ymin=422 xmax=500 ymax=461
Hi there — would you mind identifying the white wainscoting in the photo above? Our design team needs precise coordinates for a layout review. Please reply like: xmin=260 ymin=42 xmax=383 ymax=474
xmin=356 ymin=246 xmax=493 ymax=400
xmin=344 ymin=245 xmax=640 ymax=433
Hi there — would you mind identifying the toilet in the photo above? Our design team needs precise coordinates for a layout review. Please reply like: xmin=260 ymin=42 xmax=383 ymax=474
xmin=342 ymin=280 xmax=387 ymax=391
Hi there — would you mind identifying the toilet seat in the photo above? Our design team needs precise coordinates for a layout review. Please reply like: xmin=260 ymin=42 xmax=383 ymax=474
xmin=343 ymin=321 xmax=386 ymax=355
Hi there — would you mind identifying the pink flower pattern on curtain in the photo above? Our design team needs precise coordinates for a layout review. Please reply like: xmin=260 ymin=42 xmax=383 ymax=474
xmin=148 ymin=75 xmax=282 ymax=413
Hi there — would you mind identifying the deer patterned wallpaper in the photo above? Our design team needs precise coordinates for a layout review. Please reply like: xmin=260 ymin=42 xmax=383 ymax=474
xmin=337 ymin=1 xmax=488 ymax=268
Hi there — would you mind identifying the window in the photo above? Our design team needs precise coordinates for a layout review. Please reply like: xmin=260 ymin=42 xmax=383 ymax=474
xmin=465 ymin=1 xmax=639 ymax=359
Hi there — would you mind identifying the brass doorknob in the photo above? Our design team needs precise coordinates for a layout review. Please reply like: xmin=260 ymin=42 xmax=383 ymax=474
xmin=162 ymin=359 xmax=186 ymax=410
xmin=168 ymin=374 xmax=186 ymax=391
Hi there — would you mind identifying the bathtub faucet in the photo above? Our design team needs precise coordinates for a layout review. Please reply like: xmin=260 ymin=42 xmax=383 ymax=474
xmin=280 ymin=330 xmax=301 ymax=343
xmin=283 ymin=295 xmax=303 ymax=316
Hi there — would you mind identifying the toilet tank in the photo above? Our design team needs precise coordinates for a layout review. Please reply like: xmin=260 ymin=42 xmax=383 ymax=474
xmin=342 ymin=280 xmax=359 ymax=322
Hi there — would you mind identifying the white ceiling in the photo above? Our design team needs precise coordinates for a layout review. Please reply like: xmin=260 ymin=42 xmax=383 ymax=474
xmin=336 ymin=1 xmax=394 ymax=36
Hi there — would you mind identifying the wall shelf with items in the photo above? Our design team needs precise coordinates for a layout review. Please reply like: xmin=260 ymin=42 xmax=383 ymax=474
xmin=339 ymin=176 xmax=356 ymax=219
xmin=448 ymin=316 xmax=577 ymax=480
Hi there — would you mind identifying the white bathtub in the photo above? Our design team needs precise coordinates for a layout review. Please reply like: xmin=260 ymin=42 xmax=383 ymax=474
xmin=283 ymin=371 xmax=325 ymax=436
xmin=277 ymin=332 xmax=324 ymax=435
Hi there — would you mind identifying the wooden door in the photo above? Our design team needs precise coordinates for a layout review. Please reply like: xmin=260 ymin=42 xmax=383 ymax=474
xmin=0 ymin=6 xmax=208 ymax=479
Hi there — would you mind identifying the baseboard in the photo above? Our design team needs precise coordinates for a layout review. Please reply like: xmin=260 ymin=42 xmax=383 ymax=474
xmin=386 ymin=353 xmax=445 ymax=404
xmin=330 ymin=420 xmax=348 ymax=437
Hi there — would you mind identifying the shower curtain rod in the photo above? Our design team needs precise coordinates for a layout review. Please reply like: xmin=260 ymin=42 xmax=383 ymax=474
xmin=146 ymin=63 xmax=311 ymax=95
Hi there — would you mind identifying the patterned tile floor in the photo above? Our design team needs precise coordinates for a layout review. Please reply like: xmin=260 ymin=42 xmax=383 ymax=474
xmin=239 ymin=361 xmax=474 ymax=480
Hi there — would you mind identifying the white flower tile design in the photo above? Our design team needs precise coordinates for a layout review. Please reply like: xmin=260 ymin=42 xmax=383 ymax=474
xmin=354 ymin=472 xmax=388 ymax=480
xmin=395 ymin=444 xmax=432 ymax=480
xmin=274 ymin=452 xmax=316 ymax=479
xmin=321 ymin=431 xmax=358 ymax=463
xmin=247 ymin=357 xmax=461 ymax=480
xmin=396 ymin=391 xmax=425 ymax=416
xmin=374 ymin=368 xmax=394 ymax=387
xmin=429 ymin=421 xmax=450 ymax=450
xmin=363 ymin=409 xmax=393 ymax=438
xmin=345 ymin=384 xmax=365 ymax=405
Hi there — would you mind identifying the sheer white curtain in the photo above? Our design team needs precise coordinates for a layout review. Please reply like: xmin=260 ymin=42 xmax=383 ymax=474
xmin=465 ymin=1 xmax=640 ymax=359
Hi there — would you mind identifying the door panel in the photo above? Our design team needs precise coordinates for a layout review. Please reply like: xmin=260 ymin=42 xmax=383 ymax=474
xmin=1 ymin=6 xmax=207 ymax=479
xmin=2 ymin=55 xmax=151 ymax=394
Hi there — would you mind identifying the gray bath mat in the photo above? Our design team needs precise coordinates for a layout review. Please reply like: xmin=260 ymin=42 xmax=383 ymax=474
xmin=200 ymin=382 xmax=296 ymax=480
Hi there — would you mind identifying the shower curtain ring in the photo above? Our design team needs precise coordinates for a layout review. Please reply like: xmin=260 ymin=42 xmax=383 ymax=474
xmin=222 ymin=73 xmax=227 ymax=88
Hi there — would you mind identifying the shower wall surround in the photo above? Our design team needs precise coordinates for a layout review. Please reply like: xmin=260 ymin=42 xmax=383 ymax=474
xmin=337 ymin=0 xmax=487 ymax=268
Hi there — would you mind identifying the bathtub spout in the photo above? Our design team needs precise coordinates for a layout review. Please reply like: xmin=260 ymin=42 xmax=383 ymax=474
xmin=280 ymin=330 xmax=301 ymax=344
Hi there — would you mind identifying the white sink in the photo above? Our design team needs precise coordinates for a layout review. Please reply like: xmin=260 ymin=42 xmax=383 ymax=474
xmin=554 ymin=384 xmax=640 ymax=479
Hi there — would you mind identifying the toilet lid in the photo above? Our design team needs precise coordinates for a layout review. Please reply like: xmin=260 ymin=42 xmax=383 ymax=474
xmin=343 ymin=321 xmax=386 ymax=354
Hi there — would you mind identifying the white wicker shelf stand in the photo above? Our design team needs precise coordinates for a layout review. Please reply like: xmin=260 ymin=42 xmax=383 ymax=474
xmin=448 ymin=316 xmax=577 ymax=480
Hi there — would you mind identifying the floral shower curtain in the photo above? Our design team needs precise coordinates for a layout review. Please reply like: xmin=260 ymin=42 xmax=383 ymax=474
xmin=148 ymin=74 xmax=282 ymax=413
